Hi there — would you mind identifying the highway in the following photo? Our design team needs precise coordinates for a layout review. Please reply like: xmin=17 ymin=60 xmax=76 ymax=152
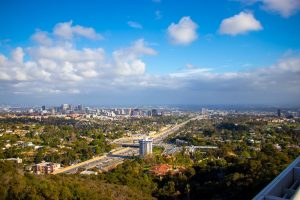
xmin=52 ymin=147 xmax=134 ymax=174
xmin=52 ymin=115 xmax=199 ymax=174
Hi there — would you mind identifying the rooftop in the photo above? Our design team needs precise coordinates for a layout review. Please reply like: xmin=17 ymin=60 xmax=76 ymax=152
xmin=253 ymin=156 xmax=300 ymax=200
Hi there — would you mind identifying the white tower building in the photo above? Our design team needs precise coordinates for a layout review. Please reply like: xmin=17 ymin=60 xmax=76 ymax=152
xmin=139 ymin=137 xmax=153 ymax=157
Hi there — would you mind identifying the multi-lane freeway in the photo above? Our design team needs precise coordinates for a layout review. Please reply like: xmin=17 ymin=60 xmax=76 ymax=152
xmin=52 ymin=147 xmax=141 ymax=174
xmin=52 ymin=115 xmax=199 ymax=174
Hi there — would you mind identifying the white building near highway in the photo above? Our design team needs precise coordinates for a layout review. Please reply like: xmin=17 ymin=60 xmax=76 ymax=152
xmin=139 ymin=137 xmax=153 ymax=157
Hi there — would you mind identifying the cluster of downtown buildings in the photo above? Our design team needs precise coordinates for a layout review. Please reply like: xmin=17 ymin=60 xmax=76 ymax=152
xmin=1 ymin=104 xmax=185 ymax=119
xmin=1 ymin=104 xmax=300 ymax=119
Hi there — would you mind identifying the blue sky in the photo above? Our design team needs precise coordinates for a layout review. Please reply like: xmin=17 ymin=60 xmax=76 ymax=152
xmin=0 ymin=0 xmax=300 ymax=106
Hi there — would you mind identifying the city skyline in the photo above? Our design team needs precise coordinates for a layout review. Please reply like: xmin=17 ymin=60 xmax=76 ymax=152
xmin=0 ymin=0 xmax=300 ymax=106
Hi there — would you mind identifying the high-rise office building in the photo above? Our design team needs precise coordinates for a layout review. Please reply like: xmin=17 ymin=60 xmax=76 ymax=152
xmin=151 ymin=109 xmax=158 ymax=116
xmin=132 ymin=109 xmax=140 ymax=117
xmin=50 ymin=108 xmax=55 ymax=115
xmin=78 ymin=104 xmax=83 ymax=112
xmin=41 ymin=106 xmax=46 ymax=111
xmin=277 ymin=109 xmax=281 ymax=117
xmin=61 ymin=104 xmax=69 ymax=111
xmin=121 ymin=109 xmax=126 ymax=115
xmin=139 ymin=137 xmax=153 ymax=157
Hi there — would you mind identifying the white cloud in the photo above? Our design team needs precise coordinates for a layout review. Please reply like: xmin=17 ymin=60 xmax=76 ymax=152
xmin=237 ymin=0 xmax=300 ymax=17
xmin=174 ymin=55 xmax=300 ymax=93
xmin=1 ymin=48 xmax=300 ymax=105
xmin=29 ymin=46 xmax=105 ymax=62
xmin=128 ymin=21 xmax=143 ymax=29
xmin=185 ymin=64 xmax=212 ymax=71
xmin=167 ymin=16 xmax=198 ymax=45
xmin=260 ymin=0 xmax=300 ymax=17
xmin=0 ymin=44 xmax=105 ymax=90
xmin=0 ymin=21 xmax=156 ymax=94
xmin=0 ymin=38 xmax=155 ymax=86
xmin=219 ymin=11 xmax=263 ymax=35
xmin=80 ymin=69 xmax=98 ymax=78
xmin=1 ymin=21 xmax=299 ymax=105
xmin=112 ymin=39 xmax=156 ymax=76
xmin=185 ymin=64 xmax=196 ymax=70
xmin=31 ymin=30 xmax=53 ymax=46
xmin=12 ymin=47 xmax=24 ymax=64
xmin=53 ymin=21 xmax=103 ymax=40
xmin=28 ymin=46 xmax=106 ymax=82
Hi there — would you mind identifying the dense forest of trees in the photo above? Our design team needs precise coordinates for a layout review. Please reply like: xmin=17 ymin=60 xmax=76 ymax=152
xmin=0 ymin=161 xmax=154 ymax=200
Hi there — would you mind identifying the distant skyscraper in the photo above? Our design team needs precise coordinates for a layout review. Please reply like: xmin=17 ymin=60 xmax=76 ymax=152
xmin=69 ymin=104 xmax=73 ymax=111
xmin=78 ymin=104 xmax=83 ymax=112
xmin=121 ymin=109 xmax=126 ymax=115
xmin=42 ymin=105 xmax=46 ymax=111
xmin=128 ymin=108 xmax=132 ymax=116
xmin=277 ymin=109 xmax=281 ymax=117
xmin=132 ymin=109 xmax=140 ymax=116
xmin=61 ymin=104 xmax=69 ymax=111
xmin=151 ymin=109 xmax=158 ymax=116
xmin=61 ymin=104 xmax=69 ymax=114
xmin=139 ymin=137 xmax=153 ymax=157
xmin=50 ymin=108 xmax=55 ymax=115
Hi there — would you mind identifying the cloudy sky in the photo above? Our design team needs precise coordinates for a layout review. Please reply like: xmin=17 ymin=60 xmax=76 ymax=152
xmin=0 ymin=0 xmax=300 ymax=106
